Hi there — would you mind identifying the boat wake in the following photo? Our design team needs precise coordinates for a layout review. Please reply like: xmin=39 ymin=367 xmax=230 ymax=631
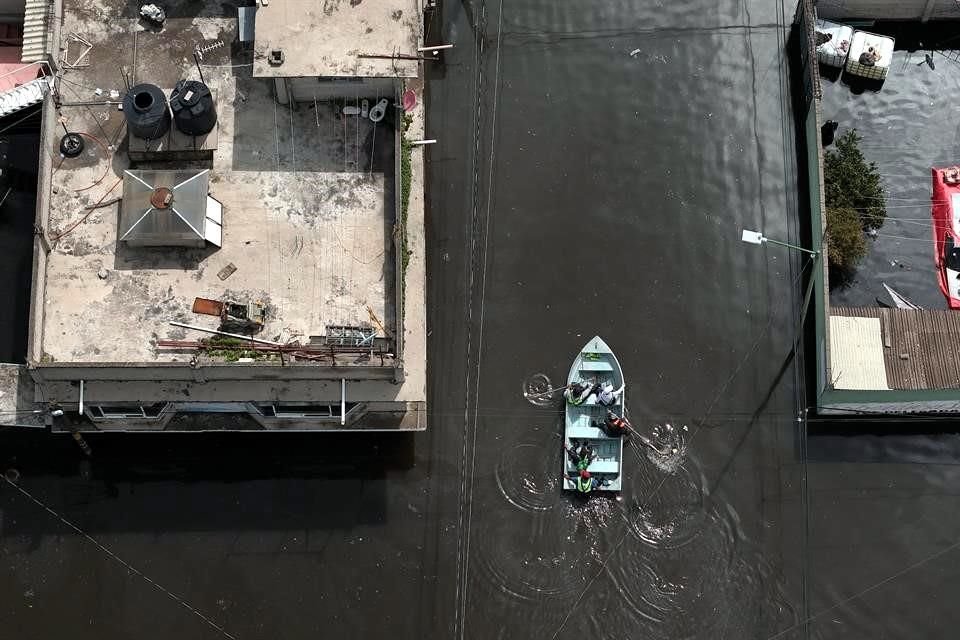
xmin=472 ymin=507 xmax=606 ymax=605
xmin=601 ymin=498 xmax=742 ymax=638
xmin=621 ymin=452 xmax=711 ymax=550
xmin=644 ymin=422 xmax=689 ymax=473
xmin=495 ymin=443 xmax=562 ymax=513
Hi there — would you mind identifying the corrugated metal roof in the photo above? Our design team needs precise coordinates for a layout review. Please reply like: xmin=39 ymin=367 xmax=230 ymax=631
xmin=829 ymin=315 xmax=890 ymax=390
xmin=20 ymin=0 xmax=48 ymax=63
xmin=833 ymin=308 xmax=960 ymax=390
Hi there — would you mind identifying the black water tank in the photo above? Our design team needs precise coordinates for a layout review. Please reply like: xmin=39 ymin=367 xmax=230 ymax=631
xmin=123 ymin=83 xmax=170 ymax=139
xmin=170 ymin=80 xmax=217 ymax=136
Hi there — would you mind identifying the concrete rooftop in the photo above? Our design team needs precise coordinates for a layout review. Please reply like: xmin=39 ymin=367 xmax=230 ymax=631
xmin=40 ymin=0 xmax=397 ymax=364
xmin=253 ymin=0 xmax=420 ymax=78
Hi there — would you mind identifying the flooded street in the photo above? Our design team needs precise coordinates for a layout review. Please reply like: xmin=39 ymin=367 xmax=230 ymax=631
xmin=431 ymin=0 xmax=804 ymax=637
xmin=3 ymin=1 xmax=960 ymax=639
xmin=822 ymin=47 xmax=960 ymax=309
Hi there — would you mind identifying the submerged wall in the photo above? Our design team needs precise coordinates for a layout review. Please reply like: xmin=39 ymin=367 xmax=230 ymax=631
xmin=816 ymin=0 xmax=960 ymax=21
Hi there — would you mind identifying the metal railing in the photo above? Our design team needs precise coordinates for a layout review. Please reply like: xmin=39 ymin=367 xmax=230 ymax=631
xmin=0 ymin=60 xmax=54 ymax=94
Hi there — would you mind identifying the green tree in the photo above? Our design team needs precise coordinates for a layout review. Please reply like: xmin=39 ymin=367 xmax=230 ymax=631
xmin=825 ymin=206 xmax=867 ymax=270
xmin=824 ymin=129 xmax=887 ymax=232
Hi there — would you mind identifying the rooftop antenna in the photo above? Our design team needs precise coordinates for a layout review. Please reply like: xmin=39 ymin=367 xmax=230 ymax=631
xmin=193 ymin=40 xmax=224 ymax=84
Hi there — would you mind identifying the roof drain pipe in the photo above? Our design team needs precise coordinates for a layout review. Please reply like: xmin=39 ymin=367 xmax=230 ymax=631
xmin=168 ymin=321 xmax=283 ymax=346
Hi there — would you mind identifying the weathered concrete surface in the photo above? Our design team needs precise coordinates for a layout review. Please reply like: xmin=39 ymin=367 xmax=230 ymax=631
xmin=253 ymin=0 xmax=421 ymax=78
xmin=0 ymin=364 xmax=42 ymax=427
xmin=41 ymin=1 xmax=399 ymax=364
xmin=39 ymin=378 xmax=422 ymax=404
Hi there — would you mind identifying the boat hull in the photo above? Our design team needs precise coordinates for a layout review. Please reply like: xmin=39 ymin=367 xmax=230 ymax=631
xmin=931 ymin=167 xmax=960 ymax=309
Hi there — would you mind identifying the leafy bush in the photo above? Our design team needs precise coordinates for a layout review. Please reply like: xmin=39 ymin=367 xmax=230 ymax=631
xmin=824 ymin=129 xmax=886 ymax=232
xmin=825 ymin=206 xmax=867 ymax=269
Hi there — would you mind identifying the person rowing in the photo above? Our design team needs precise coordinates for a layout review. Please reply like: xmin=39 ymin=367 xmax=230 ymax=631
xmin=564 ymin=381 xmax=595 ymax=406
xmin=575 ymin=469 xmax=602 ymax=493
xmin=604 ymin=410 xmax=631 ymax=437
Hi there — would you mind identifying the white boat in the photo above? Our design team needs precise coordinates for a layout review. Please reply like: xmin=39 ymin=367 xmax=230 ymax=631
xmin=563 ymin=336 xmax=624 ymax=493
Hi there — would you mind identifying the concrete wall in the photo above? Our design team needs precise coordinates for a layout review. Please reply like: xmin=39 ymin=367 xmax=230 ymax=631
xmin=65 ymin=400 xmax=426 ymax=432
xmin=30 ymin=363 xmax=401 ymax=382
xmin=819 ymin=389 xmax=960 ymax=414
xmin=816 ymin=0 xmax=960 ymax=21
xmin=27 ymin=77 xmax=55 ymax=364
xmin=286 ymin=77 xmax=399 ymax=103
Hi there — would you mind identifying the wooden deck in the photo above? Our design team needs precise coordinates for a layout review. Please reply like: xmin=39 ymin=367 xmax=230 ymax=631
xmin=833 ymin=307 xmax=960 ymax=389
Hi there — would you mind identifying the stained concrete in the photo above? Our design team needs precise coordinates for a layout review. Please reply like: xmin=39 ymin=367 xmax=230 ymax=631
xmin=253 ymin=0 xmax=421 ymax=78
xmin=41 ymin=0 xmax=400 ymax=364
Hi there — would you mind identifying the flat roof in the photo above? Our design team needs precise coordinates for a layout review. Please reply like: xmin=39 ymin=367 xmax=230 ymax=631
xmin=40 ymin=0 xmax=397 ymax=364
xmin=253 ymin=0 xmax=420 ymax=78
xmin=833 ymin=307 xmax=960 ymax=390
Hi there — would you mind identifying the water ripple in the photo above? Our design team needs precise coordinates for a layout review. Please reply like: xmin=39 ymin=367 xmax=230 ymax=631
xmin=495 ymin=443 xmax=562 ymax=513
xmin=522 ymin=372 xmax=560 ymax=407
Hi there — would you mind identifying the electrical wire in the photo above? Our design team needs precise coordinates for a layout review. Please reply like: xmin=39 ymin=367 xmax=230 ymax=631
xmin=69 ymin=131 xmax=112 ymax=192
xmin=50 ymin=176 xmax=122 ymax=242
xmin=58 ymin=76 xmax=112 ymax=143
xmin=0 ymin=475 xmax=237 ymax=639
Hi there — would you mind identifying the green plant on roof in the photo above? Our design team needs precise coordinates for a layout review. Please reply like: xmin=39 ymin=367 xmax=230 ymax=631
xmin=825 ymin=206 xmax=867 ymax=270
xmin=203 ymin=336 xmax=268 ymax=362
xmin=823 ymin=129 xmax=886 ymax=270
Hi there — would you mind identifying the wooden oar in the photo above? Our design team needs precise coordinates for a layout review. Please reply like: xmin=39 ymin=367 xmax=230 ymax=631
xmin=525 ymin=383 xmax=573 ymax=399
xmin=618 ymin=412 xmax=674 ymax=455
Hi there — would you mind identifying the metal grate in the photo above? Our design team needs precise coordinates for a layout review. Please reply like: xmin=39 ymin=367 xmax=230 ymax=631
xmin=323 ymin=325 xmax=376 ymax=347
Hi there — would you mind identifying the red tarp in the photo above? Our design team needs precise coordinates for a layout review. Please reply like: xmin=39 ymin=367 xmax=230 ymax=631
xmin=931 ymin=167 xmax=960 ymax=308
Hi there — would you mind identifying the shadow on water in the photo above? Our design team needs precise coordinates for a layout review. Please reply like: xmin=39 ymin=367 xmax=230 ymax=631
xmin=807 ymin=430 xmax=960 ymax=464
xmin=0 ymin=430 xmax=416 ymax=536
xmin=0 ymin=111 xmax=42 ymax=364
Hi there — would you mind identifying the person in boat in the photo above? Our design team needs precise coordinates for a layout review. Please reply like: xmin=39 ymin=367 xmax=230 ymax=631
xmin=604 ymin=410 xmax=631 ymax=437
xmin=576 ymin=443 xmax=596 ymax=467
xmin=564 ymin=381 xmax=595 ymax=406
xmin=575 ymin=469 xmax=602 ymax=493
xmin=596 ymin=382 xmax=625 ymax=407
xmin=565 ymin=442 xmax=595 ymax=470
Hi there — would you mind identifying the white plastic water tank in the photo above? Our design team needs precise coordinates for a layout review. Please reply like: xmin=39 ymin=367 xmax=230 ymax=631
xmin=846 ymin=30 xmax=895 ymax=81
xmin=815 ymin=19 xmax=853 ymax=68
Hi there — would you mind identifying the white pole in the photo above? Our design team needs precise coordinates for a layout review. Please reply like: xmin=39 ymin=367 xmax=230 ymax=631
xmin=341 ymin=378 xmax=346 ymax=426
xmin=410 ymin=139 xmax=436 ymax=146
xmin=168 ymin=321 xmax=283 ymax=346
xmin=417 ymin=44 xmax=453 ymax=52
xmin=79 ymin=380 xmax=84 ymax=415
